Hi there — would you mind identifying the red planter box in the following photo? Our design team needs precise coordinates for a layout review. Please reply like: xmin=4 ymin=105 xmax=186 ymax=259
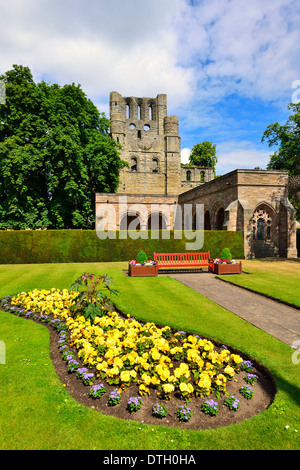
xmin=128 ymin=264 xmax=158 ymax=277
xmin=213 ymin=262 xmax=242 ymax=274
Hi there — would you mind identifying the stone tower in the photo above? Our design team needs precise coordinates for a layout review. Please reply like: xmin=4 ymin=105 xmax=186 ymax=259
xmin=110 ymin=91 xmax=181 ymax=195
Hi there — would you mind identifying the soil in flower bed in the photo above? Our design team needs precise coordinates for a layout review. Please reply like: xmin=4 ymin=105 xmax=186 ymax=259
xmin=47 ymin=322 xmax=276 ymax=431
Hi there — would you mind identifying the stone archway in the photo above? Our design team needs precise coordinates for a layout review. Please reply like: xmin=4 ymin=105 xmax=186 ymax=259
xmin=120 ymin=213 xmax=141 ymax=231
xmin=204 ymin=209 xmax=211 ymax=230
xmin=147 ymin=212 xmax=167 ymax=230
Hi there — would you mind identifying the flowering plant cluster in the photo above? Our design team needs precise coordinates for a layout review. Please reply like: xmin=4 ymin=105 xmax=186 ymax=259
xmin=8 ymin=288 xmax=246 ymax=403
xmin=127 ymin=396 xmax=143 ymax=413
xmin=129 ymin=260 xmax=156 ymax=266
xmin=240 ymin=385 xmax=254 ymax=399
xmin=152 ymin=403 xmax=167 ymax=419
xmin=89 ymin=383 xmax=107 ymax=399
xmin=108 ymin=388 xmax=122 ymax=406
xmin=214 ymin=258 xmax=239 ymax=265
xmin=244 ymin=373 xmax=258 ymax=385
xmin=175 ymin=404 xmax=193 ymax=422
xmin=201 ymin=399 xmax=218 ymax=416
xmin=224 ymin=395 xmax=240 ymax=412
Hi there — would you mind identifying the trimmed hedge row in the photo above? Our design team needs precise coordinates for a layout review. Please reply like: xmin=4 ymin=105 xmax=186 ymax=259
xmin=0 ymin=230 xmax=245 ymax=264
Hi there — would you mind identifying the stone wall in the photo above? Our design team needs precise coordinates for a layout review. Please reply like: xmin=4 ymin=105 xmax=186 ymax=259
xmin=178 ymin=169 xmax=297 ymax=258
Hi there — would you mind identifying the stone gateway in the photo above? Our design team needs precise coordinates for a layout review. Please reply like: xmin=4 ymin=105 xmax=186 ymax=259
xmin=95 ymin=92 xmax=297 ymax=259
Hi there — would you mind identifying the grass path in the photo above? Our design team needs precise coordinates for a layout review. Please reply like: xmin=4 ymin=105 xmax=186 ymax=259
xmin=0 ymin=261 xmax=299 ymax=450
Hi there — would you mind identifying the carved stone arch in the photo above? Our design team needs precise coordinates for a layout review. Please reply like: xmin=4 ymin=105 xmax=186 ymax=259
xmin=211 ymin=202 xmax=225 ymax=230
xmin=147 ymin=211 xmax=168 ymax=230
xmin=125 ymin=98 xmax=132 ymax=119
xmin=148 ymin=99 xmax=156 ymax=121
xmin=204 ymin=206 xmax=211 ymax=230
xmin=252 ymin=202 xmax=276 ymax=241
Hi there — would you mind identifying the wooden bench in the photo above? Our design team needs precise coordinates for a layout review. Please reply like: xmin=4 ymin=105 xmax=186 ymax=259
xmin=153 ymin=252 xmax=214 ymax=271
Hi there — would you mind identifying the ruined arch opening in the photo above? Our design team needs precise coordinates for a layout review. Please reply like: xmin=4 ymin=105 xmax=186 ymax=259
xmin=216 ymin=207 xmax=225 ymax=230
xmin=120 ymin=214 xmax=141 ymax=231
xmin=204 ymin=210 xmax=211 ymax=230
xmin=147 ymin=212 xmax=167 ymax=230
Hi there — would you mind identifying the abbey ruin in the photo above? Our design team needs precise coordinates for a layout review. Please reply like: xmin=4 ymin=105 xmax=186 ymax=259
xmin=96 ymin=92 xmax=297 ymax=259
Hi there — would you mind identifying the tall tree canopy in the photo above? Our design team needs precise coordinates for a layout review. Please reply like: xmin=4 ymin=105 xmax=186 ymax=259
xmin=0 ymin=65 xmax=124 ymax=229
xmin=188 ymin=141 xmax=218 ymax=174
xmin=262 ymin=102 xmax=300 ymax=220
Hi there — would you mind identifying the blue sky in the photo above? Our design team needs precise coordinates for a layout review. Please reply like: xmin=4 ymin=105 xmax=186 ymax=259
xmin=1 ymin=0 xmax=299 ymax=175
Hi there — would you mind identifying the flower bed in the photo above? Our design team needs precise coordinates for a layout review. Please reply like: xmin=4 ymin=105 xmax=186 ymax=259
xmin=0 ymin=288 xmax=275 ymax=429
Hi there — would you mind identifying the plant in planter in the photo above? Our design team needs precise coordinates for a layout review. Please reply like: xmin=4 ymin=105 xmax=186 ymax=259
xmin=129 ymin=250 xmax=158 ymax=276
xmin=212 ymin=247 xmax=242 ymax=274
xmin=220 ymin=247 xmax=232 ymax=261
xmin=137 ymin=250 xmax=148 ymax=264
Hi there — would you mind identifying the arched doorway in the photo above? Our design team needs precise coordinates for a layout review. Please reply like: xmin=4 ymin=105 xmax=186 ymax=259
xmin=216 ymin=207 xmax=224 ymax=230
xmin=204 ymin=210 xmax=211 ymax=230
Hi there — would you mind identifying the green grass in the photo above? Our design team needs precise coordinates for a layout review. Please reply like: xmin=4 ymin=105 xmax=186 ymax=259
xmin=217 ymin=259 xmax=300 ymax=307
xmin=0 ymin=261 xmax=299 ymax=450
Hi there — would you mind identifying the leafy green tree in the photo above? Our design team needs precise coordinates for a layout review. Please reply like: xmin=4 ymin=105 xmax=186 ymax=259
xmin=262 ymin=102 xmax=300 ymax=175
xmin=262 ymin=102 xmax=300 ymax=220
xmin=188 ymin=141 xmax=218 ymax=174
xmin=0 ymin=65 xmax=124 ymax=229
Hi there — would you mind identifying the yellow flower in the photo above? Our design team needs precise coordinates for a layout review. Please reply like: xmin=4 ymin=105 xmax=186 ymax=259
xmin=224 ymin=365 xmax=235 ymax=377
xmin=150 ymin=348 xmax=160 ymax=361
xmin=162 ymin=383 xmax=174 ymax=394
xmin=120 ymin=371 xmax=130 ymax=383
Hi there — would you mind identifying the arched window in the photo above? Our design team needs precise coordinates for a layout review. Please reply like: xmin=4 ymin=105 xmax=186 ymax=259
xmin=149 ymin=104 xmax=153 ymax=120
xmin=252 ymin=206 xmax=273 ymax=241
xmin=200 ymin=171 xmax=205 ymax=182
xmin=138 ymin=103 xmax=141 ymax=120
xmin=126 ymin=103 xmax=130 ymax=119
xmin=131 ymin=157 xmax=137 ymax=172
xmin=186 ymin=170 xmax=191 ymax=181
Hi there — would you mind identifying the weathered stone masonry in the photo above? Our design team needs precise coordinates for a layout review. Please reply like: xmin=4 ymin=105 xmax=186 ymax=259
xmin=95 ymin=92 xmax=297 ymax=259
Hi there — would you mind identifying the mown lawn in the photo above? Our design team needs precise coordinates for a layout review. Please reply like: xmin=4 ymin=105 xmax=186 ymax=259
xmin=0 ymin=261 xmax=299 ymax=450
xmin=217 ymin=259 xmax=300 ymax=307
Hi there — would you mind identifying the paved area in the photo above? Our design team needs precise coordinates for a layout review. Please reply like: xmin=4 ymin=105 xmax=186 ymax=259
xmin=163 ymin=271 xmax=299 ymax=347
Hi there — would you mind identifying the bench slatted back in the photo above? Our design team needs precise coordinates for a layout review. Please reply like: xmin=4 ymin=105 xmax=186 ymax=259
xmin=153 ymin=252 xmax=211 ymax=267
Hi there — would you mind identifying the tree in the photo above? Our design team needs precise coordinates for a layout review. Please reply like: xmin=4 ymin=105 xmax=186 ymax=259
xmin=262 ymin=102 xmax=300 ymax=175
xmin=0 ymin=65 xmax=124 ymax=229
xmin=262 ymin=102 xmax=300 ymax=220
xmin=188 ymin=141 xmax=218 ymax=174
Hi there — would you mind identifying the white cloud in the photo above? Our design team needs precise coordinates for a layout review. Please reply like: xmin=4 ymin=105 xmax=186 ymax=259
xmin=0 ymin=0 xmax=299 ymax=176
xmin=181 ymin=148 xmax=191 ymax=165
xmin=215 ymin=141 xmax=271 ymax=174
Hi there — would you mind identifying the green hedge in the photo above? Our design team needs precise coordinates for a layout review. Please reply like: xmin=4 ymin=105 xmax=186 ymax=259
xmin=0 ymin=230 xmax=245 ymax=264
